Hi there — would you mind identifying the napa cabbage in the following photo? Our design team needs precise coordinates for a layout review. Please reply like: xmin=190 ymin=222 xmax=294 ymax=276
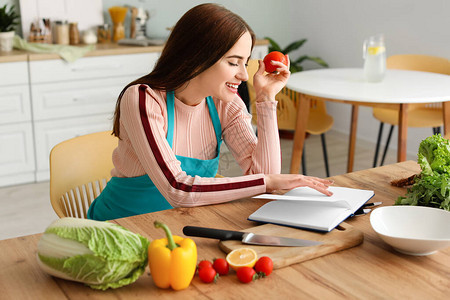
xmin=36 ymin=217 xmax=150 ymax=290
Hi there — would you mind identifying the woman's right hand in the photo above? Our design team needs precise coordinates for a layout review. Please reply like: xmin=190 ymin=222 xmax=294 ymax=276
xmin=253 ymin=57 xmax=290 ymax=102
xmin=264 ymin=174 xmax=334 ymax=196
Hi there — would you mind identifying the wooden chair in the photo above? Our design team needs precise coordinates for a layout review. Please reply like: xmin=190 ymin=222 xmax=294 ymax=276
xmin=246 ymin=60 xmax=334 ymax=176
xmin=49 ymin=131 xmax=118 ymax=218
xmin=372 ymin=54 xmax=450 ymax=166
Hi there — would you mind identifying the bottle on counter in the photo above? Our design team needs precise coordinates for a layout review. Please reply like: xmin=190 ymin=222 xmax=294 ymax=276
xmin=69 ymin=22 xmax=80 ymax=45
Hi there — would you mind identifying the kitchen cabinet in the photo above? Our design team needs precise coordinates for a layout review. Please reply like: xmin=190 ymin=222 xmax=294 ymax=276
xmin=0 ymin=62 xmax=35 ymax=187
xmin=0 ymin=41 xmax=268 ymax=187
xmin=29 ymin=52 xmax=159 ymax=182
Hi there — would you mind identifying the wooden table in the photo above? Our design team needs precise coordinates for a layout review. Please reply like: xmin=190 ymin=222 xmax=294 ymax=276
xmin=1 ymin=161 xmax=449 ymax=299
xmin=286 ymin=68 xmax=450 ymax=174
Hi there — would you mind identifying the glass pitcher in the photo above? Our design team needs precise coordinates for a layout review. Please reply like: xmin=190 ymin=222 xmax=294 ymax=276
xmin=363 ymin=34 xmax=386 ymax=82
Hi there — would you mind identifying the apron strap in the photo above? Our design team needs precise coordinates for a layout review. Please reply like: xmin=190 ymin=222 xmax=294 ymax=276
xmin=166 ymin=91 xmax=175 ymax=147
xmin=166 ymin=92 xmax=222 ymax=149
xmin=206 ymin=96 xmax=222 ymax=147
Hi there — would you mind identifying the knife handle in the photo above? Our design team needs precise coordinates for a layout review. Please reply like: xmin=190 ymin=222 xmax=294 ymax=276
xmin=183 ymin=226 xmax=245 ymax=241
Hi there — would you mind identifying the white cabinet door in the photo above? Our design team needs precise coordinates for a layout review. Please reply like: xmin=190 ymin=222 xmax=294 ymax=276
xmin=0 ymin=85 xmax=32 ymax=125
xmin=0 ymin=61 xmax=29 ymax=86
xmin=33 ymin=114 xmax=114 ymax=181
xmin=31 ymin=76 xmax=135 ymax=121
xmin=0 ymin=123 xmax=35 ymax=187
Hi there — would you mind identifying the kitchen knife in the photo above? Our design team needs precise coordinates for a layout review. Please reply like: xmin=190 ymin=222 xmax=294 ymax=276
xmin=183 ymin=226 xmax=322 ymax=247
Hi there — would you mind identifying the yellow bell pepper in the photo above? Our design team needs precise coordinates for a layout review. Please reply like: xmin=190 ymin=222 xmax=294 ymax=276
xmin=148 ymin=221 xmax=197 ymax=290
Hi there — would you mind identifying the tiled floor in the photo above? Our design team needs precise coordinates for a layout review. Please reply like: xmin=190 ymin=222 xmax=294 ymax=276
xmin=0 ymin=130 xmax=414 ymax=240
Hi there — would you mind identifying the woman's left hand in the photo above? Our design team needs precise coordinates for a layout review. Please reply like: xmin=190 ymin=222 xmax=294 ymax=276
xmin=253 ymin=55 xmax=290 ymax=102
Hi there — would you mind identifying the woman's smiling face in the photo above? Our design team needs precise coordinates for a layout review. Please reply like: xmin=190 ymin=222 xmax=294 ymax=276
xmin=194 ymin=31 xmax=252 ymax=103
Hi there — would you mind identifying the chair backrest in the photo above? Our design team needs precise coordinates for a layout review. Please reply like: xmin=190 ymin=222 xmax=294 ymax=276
xmin=49 ymin=131 xmax=118 ymax=218
xmin=387 ymin=54 xmax=450 ymax=75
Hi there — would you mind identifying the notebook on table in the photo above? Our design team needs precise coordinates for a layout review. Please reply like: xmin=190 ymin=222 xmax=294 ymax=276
xmin=249 ymin=186 xmax=375 ymax=232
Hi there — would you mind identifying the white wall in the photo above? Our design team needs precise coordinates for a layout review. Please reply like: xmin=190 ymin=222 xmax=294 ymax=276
xmin=6 ymin=0 xmax=450 ymax=156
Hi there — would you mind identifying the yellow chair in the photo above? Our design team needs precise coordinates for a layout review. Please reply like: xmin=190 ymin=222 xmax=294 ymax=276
xmin=372 ymin=54 xmax=450 ymax=166
xmin=246 ymin=60 xmax=334 ymax=176
xmin=50 ymin=131 xmax=118 ymax=218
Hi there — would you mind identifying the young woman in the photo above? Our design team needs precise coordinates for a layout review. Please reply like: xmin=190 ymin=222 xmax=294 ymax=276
xmin=88 ymin=3 xmax=332 ymax=221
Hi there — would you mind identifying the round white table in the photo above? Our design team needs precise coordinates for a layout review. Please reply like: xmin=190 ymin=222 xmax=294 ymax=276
xmin=286 ymin=68 xmax=450 ymax=174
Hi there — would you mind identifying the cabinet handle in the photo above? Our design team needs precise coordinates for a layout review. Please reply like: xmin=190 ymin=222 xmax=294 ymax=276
xmin=70 ymin=64 xmax=122 ymax=72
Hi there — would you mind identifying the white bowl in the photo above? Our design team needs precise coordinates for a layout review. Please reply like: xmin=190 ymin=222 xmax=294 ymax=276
xmin=370 ymin=206 xmax=450 ymax=256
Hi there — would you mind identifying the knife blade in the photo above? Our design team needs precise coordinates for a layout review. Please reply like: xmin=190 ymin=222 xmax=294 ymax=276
xmin=182 ymin=226 xmax=322 ymax=247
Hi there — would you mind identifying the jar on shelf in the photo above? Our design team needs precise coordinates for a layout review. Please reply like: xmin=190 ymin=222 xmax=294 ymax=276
xmin=53 ymin=20 xmax=69 ymax=45
xmin=97 ymin=24 xmax=111 ymax=43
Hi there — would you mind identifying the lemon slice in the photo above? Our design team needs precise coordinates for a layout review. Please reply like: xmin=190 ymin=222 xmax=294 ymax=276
xmin=226 ymin=248 xmax=258 ymax=270
xmin=367 ymin=46 xmax=385 ymax=55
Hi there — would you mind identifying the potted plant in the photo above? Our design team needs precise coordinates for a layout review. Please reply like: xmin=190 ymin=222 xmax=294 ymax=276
xmin=265 ymin=37 xmax=328 ymax=73
xmin=0 ymin=4 xmax=20 ymax=52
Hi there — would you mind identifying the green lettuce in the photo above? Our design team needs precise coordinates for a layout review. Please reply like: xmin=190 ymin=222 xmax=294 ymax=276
xmin=37 ymin=217 xmax=150 ymax=290
xmin=396 ymin=134 xmax=450 ymax=211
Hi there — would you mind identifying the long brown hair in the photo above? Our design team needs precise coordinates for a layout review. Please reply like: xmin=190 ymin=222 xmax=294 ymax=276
xmin=112 ymin=3 xmax=255 ymax=137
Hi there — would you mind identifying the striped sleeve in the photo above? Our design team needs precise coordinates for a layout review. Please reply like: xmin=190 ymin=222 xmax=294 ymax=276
xmin=221 ymin=98 xmax=281 ymax=175
xmin=120 ymin=84 xmax=266 ymax=207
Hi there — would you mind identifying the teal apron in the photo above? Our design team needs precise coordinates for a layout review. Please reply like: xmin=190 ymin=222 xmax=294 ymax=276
xmin=87 ymin=91 xmax=222 ymax=221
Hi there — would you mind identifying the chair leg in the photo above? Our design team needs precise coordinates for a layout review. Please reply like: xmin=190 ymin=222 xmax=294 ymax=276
xmin=432 ymin=127 xmax=441 ymax=135
xmin=373 ymin=122 xmax=384 ymax=167
xmin=380 ymin=125 xmax=394 ymax=166
xmin=301 ymin=147 xmax=307 ymax=175
xmin=320 ymin=133 xmax=330 ymax=177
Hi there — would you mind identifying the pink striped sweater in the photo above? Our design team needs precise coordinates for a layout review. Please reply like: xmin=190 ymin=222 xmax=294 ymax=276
xmin=111 ymin=84 xmax=281 ymax=207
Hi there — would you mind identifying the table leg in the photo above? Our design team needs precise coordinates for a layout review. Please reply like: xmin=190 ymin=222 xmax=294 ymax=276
xmin=443 ymin=101 xmax=450 ymax=139
xmin=290 ymin=93 xmax=310 ymax=174
xmin=397 ymin=103 xmax=408 ymax=162
xmin=347 ymin=105 xmax=359 ymax=173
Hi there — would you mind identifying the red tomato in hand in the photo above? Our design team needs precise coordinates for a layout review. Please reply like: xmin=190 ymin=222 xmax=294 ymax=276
xmin=254 ymin=256 xmax=273 ymax=276
xmin=198 ymin=260 xmax=213 ymax=271
xmin=263 ymin=51 xmax=288 ymax=73
xmin=198 ymin=267 xmax=218 ymax=283
xmin=213 ymin=258 xmax=229 ymax=275
xmin=236 ymin=266 xmax=258 ymax=283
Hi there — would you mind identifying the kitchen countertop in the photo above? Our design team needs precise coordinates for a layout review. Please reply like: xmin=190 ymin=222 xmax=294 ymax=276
xmin=0 ymin=49 xmax=29 ymax=63
xmin=0 ymin=39 xmax=268 ymax=63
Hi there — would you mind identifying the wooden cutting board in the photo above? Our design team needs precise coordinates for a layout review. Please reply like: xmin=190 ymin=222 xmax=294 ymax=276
xmin=219 ymin=222 xmax=364 ymax=269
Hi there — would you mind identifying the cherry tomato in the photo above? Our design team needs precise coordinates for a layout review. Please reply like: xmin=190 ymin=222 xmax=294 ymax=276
xmin=198 ymin=267 xmax=218 ymax=283
xmin=198 ymin=260 xmax=213 ymax=271
xmin=213 ymin=258 xmax=229 ymax=275
xmin=236 ymin=266 xmax=258 ymax=283
xmin=263 ymin=51 xmax=288 ymax=73
xmin=254 ymin=256 xmax=274 ymax=276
